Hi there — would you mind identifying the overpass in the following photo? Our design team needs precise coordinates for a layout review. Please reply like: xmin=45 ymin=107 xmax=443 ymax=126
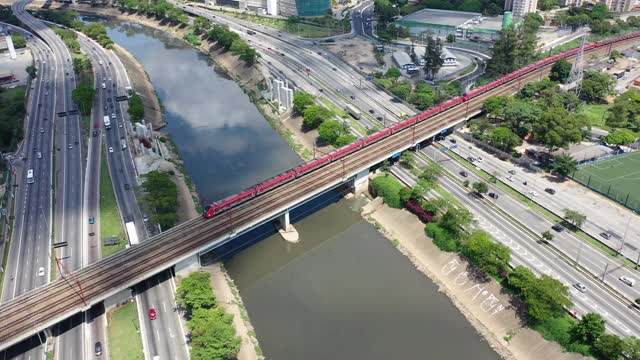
xmin=0 ymin=32 xmax=637 ymax=352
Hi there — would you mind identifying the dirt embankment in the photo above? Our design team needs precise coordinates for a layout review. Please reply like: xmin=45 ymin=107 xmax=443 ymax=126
xmin=364 ymin=201 xmax=588 ymax=360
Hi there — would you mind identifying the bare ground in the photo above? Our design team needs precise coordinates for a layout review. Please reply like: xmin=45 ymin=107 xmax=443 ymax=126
xmin=324 ymin=37 xmax=380 ymax=73
xmin=281 ymin=113 xmax=333 ymax=156
xmin=366 ymin=201 xmax=589 ymax=360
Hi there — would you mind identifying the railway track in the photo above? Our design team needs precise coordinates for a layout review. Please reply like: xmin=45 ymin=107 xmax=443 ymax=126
xmin=0 ymin=31 xmax=636 ymax=351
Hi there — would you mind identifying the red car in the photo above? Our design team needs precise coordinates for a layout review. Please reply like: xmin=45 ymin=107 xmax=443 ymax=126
xmin=149 ymin=308 xmax=157 ymax=320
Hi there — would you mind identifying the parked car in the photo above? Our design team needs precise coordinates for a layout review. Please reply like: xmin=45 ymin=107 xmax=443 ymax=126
xmin=573 ymin=282 xmax=587 ymax=293
xmin=600 ymin=232 xmax=612 ymax=240
xmin=459 ymin=171 xmax=469 ymax=177
xmin=149 ymin=308 xmax=157 ymax=320
xmin=545 ymin=188 xmax=556 ymax=195
xmin=552 ymin=224 xmax=564 ymax=232
xmin=620 ymin=276 xmax=636 ymax=286
xmin=488 ymin=192 xmax=499 ymax=199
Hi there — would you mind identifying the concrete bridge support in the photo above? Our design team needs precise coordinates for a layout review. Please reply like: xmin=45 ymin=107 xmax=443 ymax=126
xmin=277 ymin=211 xmax=299 ymax=243
xmin=352 ymin=168 xmax=370 ymax=196
xmin=175 ymin=253 xmax=200 ymax=276
xmin=104 ymin=288 xmax=133 ymax=311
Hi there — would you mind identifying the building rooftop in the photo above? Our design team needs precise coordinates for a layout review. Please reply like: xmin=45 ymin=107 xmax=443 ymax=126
xmin=413 ymin=46 xmax=457 ymax=60
xmin=392 ymin=51 xmax=413 ymax=67
xmin=399 ymin=8 xmax=480 ymax=28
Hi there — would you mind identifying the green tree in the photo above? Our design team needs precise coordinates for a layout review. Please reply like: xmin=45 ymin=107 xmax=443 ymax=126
xmin=462 ymin=230 xmax=511 ymax=277
xmin=581 ymin=71 xmax=615 ymax=103
xmin=525 ymin=274 xmax=572 ymax=323
xmin=550 ymin=59 xmax=572 ymax=83
xmin=623 ymin=336 xmax=640 ymax=360
xmin=419 ymin=162 xmax=443 ymax=184
xmin=303 ymin=105 xmax=331 ymax=129
xmin=571 ymin=312 xmax=605 ymax=346
xmin=193 ymin=16 xmax=211 ymax=34
xmin=440 ymin=207 xmax=474 ymax=235
xmin=604 ymin=129 xmax=637 ymax=145
xmin=472 ymin=181 xmax=489 ymax=194
xmin=486 ymin=16 xmax=539 ymax=78
xmin=507 ymin=265 xmax=537 ymax=292
xmin=541 ymin=230 xmax=554 ymax=242
xmin=176 ymin=272 xmax=216 ymax=314
xmin=483 ymin=96 xmax=510 ymax=116
xmin=11 ymin=33 xmax=26 ymax=49
xmin=239 ymin=47 xmax=257 ymax=64
xmin=532 ymin=108 xmax=584 ymax=151
xmin=410 ymin=83 xmax=437 ymax=110
xmin=317 ymin=120 xmax=344 ymax=144
xmin=188 ymin=307 xmax=241 ymax=360
xmin=610 ymin=49 xmax=621 ymax=61
xmin=335 ymin=134 xmax=356 ymax=147
xmin=563 ymin=208 xmax=587 ymax=229
xmin=446 ymin=34 xmax=456 ymax=43
xmin=538 ymin=0 xmax=559 ymax=10
xmin=127 ymin=93 xmax=144 ymax=122
xmin=389 ymin=82 xmax=412 ymax=100
xmin=491 ymin=127 xmax=521 ymax=151
xmin=142 ymin=171 xmax=178 ymax=229
xmin=25 ymin=65 xmax=37 ymax=79
xmin=293 ymin=91 xmax=314 ymax=114
xmin=552 ymin=154 xmax=577 ymax=178
xmin=410 ymin=179 xmax=430 ymax=201
xmin=594 ymin=334 xmax=624 ymax=360
xmin=423 ymin=35 xmax=444 ymax=80
xmin=400 ymin=151 xmax=415 ymax=168
xmin=606 ymin=88 xmax=640 ymax=129
xmin=71 ymin=85 xmax=96 ymax=116
xmin=385 ymin=67 xmax=401 ymax=81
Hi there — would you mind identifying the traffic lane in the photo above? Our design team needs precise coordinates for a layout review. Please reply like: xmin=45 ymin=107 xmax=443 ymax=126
xmin=397 ymin=162 xmax=640 ymax=336
xmin=447 ymin=134 xmax=640 ymax=267
xmin=424 ymin=145 xmax=640 ymax=303
xmin=415 ymin=151 xmax=640 ymax=335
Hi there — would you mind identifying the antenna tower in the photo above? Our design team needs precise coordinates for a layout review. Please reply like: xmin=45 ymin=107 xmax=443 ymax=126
xmin=567 ymin=33 xmax=587 ymax=96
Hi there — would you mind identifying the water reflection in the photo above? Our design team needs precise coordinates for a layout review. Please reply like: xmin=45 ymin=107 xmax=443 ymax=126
xmin=102 ymin=19 xmax=302 ymax=201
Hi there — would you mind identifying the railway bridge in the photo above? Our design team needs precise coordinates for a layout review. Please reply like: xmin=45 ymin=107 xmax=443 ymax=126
xmin=0 ymin=32 xmax=637 ymax=352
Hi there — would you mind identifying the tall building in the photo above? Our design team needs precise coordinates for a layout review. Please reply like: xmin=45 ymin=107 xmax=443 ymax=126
xmin=279 ymin=0 xmax=330 ymax=16
xmin=601 ymin=0 xmax=635 ymax=13
xmin=559 ymin=0 xmax=584 ymax=6
xmin=505 ymin=0 xmax=538 ymax=18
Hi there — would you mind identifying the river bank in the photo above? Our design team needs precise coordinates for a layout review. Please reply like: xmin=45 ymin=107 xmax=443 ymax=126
xmin=363 ymin=198 xmax=588 ymax=360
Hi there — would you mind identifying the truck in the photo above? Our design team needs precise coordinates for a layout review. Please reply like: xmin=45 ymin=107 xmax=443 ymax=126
xmin=103 ymin=116 xmax=112 ymax=130
xmin=345 ymin=104 xmax=361 ymax=120
xmin=125 ymin=222 xmax=139 ymax=246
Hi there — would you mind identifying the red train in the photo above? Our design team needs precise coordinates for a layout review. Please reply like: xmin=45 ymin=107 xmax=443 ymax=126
xmin=203 ymin=31 xmax=640 ymax=219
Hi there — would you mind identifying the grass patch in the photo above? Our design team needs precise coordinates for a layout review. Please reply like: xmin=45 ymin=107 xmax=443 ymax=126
xmin=318 ymin=97 xmax=370 ymax=135
xmin=108 ymin=301 xmax=144 ymax=360
xmin=213 ymin=10 xmax=349 ymax=38
xmin=100 ymin=150 xmax=126 ymax=257
xmin=577 ymin=103 xmax=611 ymax=129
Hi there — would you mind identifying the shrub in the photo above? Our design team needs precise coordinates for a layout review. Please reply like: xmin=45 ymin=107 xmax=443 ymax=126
xmin=405 ymin=200 xmax=433 ymax=223
xmin=534 ymin=316 xmax=576 ymax=348
xmin=371 ymin=176 xmax=404 ymax=208
xmin=425 ymin=223 xmax=459 ymax=252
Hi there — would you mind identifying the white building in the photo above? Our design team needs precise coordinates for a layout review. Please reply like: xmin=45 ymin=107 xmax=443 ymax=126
xmin=505 ymin=0 xmax=538 ymax=18
xmin=412 ymin=47 xmax=458 ymax=67
xmin=392 ymin=51 xmax=415 ymax=69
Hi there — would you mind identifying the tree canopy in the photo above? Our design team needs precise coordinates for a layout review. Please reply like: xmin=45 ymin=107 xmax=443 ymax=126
xmin=563 ymin=208 xmax=587 ymax=229
xmin=606 ymin=88 xmax=640 ymax=130
xmin=552 ymin=154 xmax=577 ymax=178
xmin=581 ymin=71 xmax=615 ymax=103
xmin=550 ymin=59 xmax=572 ymax=84
xmin=604 ymin=129 xmax=637 ymax=145
xmin=303 ymin=105 xmax=332 ymax=129
xmin=142 ymin=171 xmax=178 ymax=229
xmin=462 ymin=230 xmax=510 ymax=277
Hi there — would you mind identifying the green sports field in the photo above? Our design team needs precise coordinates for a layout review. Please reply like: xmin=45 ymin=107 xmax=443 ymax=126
xmin=573 ymin=152 xmax=640 ymax=211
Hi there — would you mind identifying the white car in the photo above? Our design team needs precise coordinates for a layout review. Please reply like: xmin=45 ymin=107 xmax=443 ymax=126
xmin=108 ymin=77 xmax=112 ymax=81
xmin=68 ymin=144 xmax=72 ymax=149
xmin=574 ymin=282 xmax=587 ymax=293
xmin=620 ymin=276 xmax=636 ymax=286
xmin=108 ymin=147 xmax=114 ymax=153
xmin=476 ymin=157 xmax=484 ymax=162
xmin=507 ymin=175 xmax=515 ymax=182
xmin=528 ymin=191 xmax=539 ymax=197
xmin=38 ymin=267 xmax=45 ymax=277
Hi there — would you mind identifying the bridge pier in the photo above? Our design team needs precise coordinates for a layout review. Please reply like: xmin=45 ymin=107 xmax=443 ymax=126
xmin=277 ymin=211 xmax=299 ymax=243
xmin=175 ymin=253 xmax=201 ymax=276
xmin=352 ymin=168 xmax=370 ymax=196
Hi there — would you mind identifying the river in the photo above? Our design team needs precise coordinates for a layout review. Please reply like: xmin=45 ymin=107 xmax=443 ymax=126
xmin=101 ymin=19 xmax=499 ymax=359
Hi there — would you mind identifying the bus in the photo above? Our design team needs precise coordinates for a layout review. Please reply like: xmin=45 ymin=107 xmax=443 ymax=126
xmin=345 ymin=104 xmax=361 ymax=120
xmin=26 ymin=169 xmax=34 ymax=184
xmin=125 ymin=222 xmax=139 ymax=246
xmin=103 ymin=115 xmax=111 ymax=130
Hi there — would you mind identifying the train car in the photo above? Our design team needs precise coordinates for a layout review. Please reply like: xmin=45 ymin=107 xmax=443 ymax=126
xmin=295 ymin=156 xmax=332 ymax=176
xmin=441 ymin=97 xmax=463 ymax=111
xmin=363 ymin=128 xmax=392 ymax=146
xmin=255 ymin=170 xmax=296 ymax=194
xmin=389 ymin=120 xmax=411 ymax=134
xmin=331 ymin=140 xmax=363 ymax=161
xmin=203 ymin=189 xmax=256 ymax=218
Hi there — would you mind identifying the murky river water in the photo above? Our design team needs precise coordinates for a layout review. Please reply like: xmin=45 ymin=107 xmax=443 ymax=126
xmin=102 ymin=20 xmax=499 ymax=359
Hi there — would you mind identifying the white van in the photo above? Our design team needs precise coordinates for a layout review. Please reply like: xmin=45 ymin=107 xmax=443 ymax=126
xmin=101 ymin=83 xmax=106 ymax=89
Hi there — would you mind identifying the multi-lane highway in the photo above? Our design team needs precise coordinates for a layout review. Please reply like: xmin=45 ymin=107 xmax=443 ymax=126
xmin=175 ymin=2 xmax=414 ymax=127
xmin=0 ymin=34 xmax=636 ymax=351
xmin=393 ymin=147 xmax=640 ymax=337
xmin=0 ymin=21 xmax=55 ymax=360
